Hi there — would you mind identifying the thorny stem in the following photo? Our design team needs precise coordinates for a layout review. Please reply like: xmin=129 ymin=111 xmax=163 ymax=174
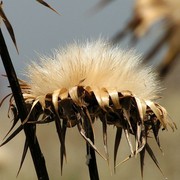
xmin=0 ymin=28 xmax=49 ymax=180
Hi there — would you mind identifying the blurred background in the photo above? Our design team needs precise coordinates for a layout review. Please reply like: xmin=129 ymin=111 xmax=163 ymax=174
xmin=0 ymin=0 xmax=179 ymax=179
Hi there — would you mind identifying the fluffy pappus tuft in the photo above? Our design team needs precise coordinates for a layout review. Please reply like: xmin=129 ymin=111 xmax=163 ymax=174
xmin=27 ymin=39 xmax=160 ymax=100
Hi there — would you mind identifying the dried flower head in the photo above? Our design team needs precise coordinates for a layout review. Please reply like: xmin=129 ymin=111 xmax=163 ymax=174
xmin=2 ymin=40 xmax=175 ymax=178
xmin=27 ymin=40 xmax=159 ymax=100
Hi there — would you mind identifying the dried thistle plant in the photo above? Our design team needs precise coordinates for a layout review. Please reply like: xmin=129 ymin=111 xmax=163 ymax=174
xmin=2 ymin=40 xmax=175 ymax=178
xmin=109 ymin=0 xmax=180 ymax=76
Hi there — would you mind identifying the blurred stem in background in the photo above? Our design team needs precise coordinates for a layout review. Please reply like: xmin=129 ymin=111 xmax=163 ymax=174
xmin=96 ymin=0 xmax=180 ymax=77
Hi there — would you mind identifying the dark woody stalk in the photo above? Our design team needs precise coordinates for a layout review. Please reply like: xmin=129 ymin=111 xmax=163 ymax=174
xmin=0 ymin=28 xmax=49 ymax=180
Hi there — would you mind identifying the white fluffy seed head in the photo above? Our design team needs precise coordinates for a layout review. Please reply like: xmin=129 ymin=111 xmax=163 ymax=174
xmin=27 ymin=40 xmax=161 ymax=100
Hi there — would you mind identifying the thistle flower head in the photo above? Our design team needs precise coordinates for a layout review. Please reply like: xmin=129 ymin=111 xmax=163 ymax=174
xmin=27 ymin=39 xmax=160 ymax=100
xmin=3 ymin=39 xmax=175 ymax=178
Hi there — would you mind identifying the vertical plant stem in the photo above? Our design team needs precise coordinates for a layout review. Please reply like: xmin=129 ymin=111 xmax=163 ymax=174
xmin=84 ymin=109 xmax=99 ymax=180
xmin=86 ymin=133 xmax=99 ymax=180
xmin=0 ymin=28 xmax=49 ymax=180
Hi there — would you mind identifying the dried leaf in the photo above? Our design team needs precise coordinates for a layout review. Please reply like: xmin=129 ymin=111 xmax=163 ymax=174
xmin=77 ymin=122 xmax=106 ymax=161
xmin=135 ymin=123 xmax=141 ymax=156
xmin=100 ymin=88 xmax=110 ymax=108
xmin=121 ymin=97 xmax=133 ymax=132
xmin=114 ymin=127 xmax=122 ymax=172
xmin=100 ymin=114 xmax=109 ymax=162
xmin=3 ymin=105 xmax=20 ymax=139
xmin=36 ymin=0 xmax=61 ymax=15
xmin=92 ymin=87 xmax=109 ymax=109
xmin=17 ymin=138 xmax=29 ymax=177
xmin=134 ymin=97 xmax=146 ymax=122
xmin=0 ymin=93 xmax=12 ymax=107
xmin=124 ymin=129 xmax=134 ymax=155
xmin=22 ymin=99 xmax=40 ymax=125
xmin=0 ymin=1 xmax=18 ymax=53
xmin=0 ymin=124 xmax=24 ymax=147
xmin=54 ymin=91 xmax=69 ymax=172
xmin=140 ymin=147 xmax=146 ymax=179
xmin=52 ymin=90 xmax=67 ymax=173
xmin=107 ymin=89 xmax=121 ymax=109
xmin=59 ymin=88 xmax=68 ymax=100
xmin=151 ymin=118 xmax=162 ymax=152
xmin=116 ymin=153 xmax=134 ymax=167
xmin=29 ymin=114 xmax=54 ymax=124
xmin=136 ymin=129 xmax=146 ymax=155
xmin=52 ymin=89 xmax=61 ymax=119
xmin=37 ymin=96 xmax=46 ymax=110
xmin=145 ymin=143 xmax=164 ymax=177
xmin=60 ymin=119 xmax=67 ymax=175
xmin=84 ymin=107 xmax=95 ymax=138
xmin=54 ymin=117 xmax=64 ymax=174
xmin=145 ymin=100 xmax=167 ymax=129
xmin=69 ymin=86 xmax=83 ymax=106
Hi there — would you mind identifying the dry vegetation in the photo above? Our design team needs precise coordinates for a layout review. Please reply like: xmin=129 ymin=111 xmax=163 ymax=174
xmin=0 ymin=0 xmax=179 ymax=180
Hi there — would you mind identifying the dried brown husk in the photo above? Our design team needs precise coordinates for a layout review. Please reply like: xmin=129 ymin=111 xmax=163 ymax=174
xmin=1 ymin=79 xmax=176 ymax=178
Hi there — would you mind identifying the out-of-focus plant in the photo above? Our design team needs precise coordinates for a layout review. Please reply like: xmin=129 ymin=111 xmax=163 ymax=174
xmin=111 ymin=0 xmax=180 ymax=77
xmin=94 ymin=0 xmax=180 ymax=77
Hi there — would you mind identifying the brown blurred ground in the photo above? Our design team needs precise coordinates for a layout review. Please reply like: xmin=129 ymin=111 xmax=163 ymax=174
xmin=0 ymin=61 xmax=179 ymax=180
